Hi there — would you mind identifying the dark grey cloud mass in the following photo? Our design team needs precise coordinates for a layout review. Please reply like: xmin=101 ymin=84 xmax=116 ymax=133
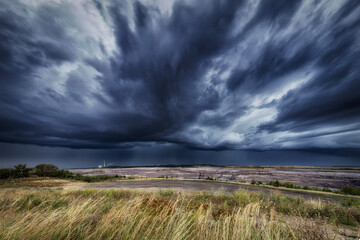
xmin=0 ymin=0 xmax=359 ymax=158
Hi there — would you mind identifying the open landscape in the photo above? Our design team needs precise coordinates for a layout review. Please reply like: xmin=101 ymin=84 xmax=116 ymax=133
xmin=1 ymin=165 xmax=360 ymax=239
xmin=1 ymin=0 xmax=360 ymax=239
xmin=71 ymin=166 xmax=360 ymax=189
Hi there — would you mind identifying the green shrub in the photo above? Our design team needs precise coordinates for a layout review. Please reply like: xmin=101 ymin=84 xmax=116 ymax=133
xmin=268 ymin=180 xmax=280 ymax=187
xmin=53 ymin=169 xmax=73 ymax=178
xmin=71 ymin=174 xmax=119 ymax=182
xmin=12 ymin=164 xmax=30 ymax=178
xmin=339 ymin=186 xmax=360 ymax=196
xmin=283 ymin=182 xmax=294 ymax=188
xmin=34 ymin=164 xmax=59 ymax=177
xmin=0 ymin=168 xmax=11 ymax=179
xmin=0 ymin=165 xmax=30 ymax=179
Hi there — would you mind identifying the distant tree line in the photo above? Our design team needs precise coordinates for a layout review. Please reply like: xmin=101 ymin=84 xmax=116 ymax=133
xmin=0 ymin=164 xmax=124 ymax=182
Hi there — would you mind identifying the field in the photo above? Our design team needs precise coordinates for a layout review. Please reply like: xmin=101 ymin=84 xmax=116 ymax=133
xmin=0 ymin=177 xmax=360 ymax=239
xmin=71 ymin=166 xmax=360 ymax=189
xmin=76 ymin=179 xmax=360 ymax=203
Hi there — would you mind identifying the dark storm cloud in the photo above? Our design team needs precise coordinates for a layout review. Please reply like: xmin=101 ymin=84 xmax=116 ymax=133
xmin=259 ymin=0 xmax=360 ymax=133
xmin=102 ymin=0 xmax=242 ymax=139
xmin=0 ymin=0 xmax=359 ymax=151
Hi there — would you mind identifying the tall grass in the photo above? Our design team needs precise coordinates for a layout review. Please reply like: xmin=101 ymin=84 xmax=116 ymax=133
xmin=0 ymin=189 xmax=359 ymax=239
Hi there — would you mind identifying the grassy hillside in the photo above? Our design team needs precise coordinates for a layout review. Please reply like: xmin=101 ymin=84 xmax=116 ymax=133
xmin=0 ymin=188 xmax=359 ymax=239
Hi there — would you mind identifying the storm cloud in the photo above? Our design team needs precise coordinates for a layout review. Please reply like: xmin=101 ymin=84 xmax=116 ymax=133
xmin=0 ymin=0 xmax=359 ymax=152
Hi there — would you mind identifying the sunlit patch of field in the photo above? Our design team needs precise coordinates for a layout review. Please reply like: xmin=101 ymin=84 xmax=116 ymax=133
xmin=0 ymin=177 xmax=76 ymax=188
xmin=0 ymin=186 xmax=359 ymax=240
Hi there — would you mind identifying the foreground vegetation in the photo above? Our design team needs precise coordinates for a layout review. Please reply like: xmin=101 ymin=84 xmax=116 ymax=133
xmin=0 ymin=187 xmax=359 ymax=240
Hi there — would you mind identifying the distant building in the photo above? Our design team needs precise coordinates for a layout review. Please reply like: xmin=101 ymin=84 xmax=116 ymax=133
xmin=98 ymin=165 xmax=103 ymax=168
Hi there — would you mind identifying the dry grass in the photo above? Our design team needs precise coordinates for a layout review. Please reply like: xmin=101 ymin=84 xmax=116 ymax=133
xmin=0 ymin=188 xmax=359 ymax=240
xmin=0 ymin=177 xmax=74 ymax=188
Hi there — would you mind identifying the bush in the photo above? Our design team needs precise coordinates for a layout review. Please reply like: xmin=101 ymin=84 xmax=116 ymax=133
xmin=1 ymin=163 xmax=123 ymax=183
xmin=0 ymin=165 xmax=30 ymax=179
xmin=339 ymin=186 xmax=360 ymax=196
xmin=268 ymin=180 xmax=280 ymax=187
xmin=266 ymin=180 xmax=337 ymax=194
xmin=0 ymin=169 xmax=11 ymax=179
xmin=34 ymin=164 xmax=59 ymax=177
xmin=53 ymin=169 xmax=73 ymax=178
xmin=70 ymin=174 xmax=119 ymax=182
xmin=283 ymin=182 xmax=294 ymax=188
xmin=12 ymin=164 xmax=30 ymax=178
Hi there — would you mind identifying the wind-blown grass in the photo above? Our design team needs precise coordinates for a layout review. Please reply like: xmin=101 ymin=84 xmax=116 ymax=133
xmin=0 ymin=189 xmax=359 ymax=240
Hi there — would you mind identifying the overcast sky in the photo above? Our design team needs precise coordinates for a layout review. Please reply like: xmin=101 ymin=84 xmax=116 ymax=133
xmin=0 ymin=0 xmax=359 ymax=167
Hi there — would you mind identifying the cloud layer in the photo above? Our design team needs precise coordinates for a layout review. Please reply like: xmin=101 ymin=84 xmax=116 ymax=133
xmin=0 ymin=0 xmax=359 ymax=150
